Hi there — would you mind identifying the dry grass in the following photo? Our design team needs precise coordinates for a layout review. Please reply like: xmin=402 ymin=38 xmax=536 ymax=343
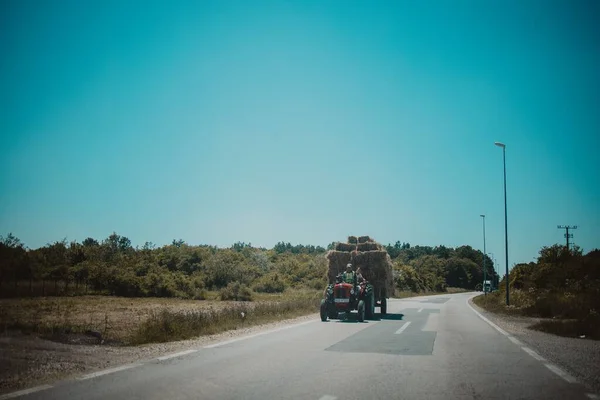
xmin=130 ymin=295 xmax=320 ymax=344
xmin=0 ymin=289 xmax=322 ymax=344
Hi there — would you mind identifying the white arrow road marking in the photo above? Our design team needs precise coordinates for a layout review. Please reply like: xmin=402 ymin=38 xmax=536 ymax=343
xmin=395 ymin=321 xmax=411 ymax=335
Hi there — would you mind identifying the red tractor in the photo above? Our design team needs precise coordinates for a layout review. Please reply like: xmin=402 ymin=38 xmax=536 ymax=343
xmin=320 ymin=274 xmax=374 ymax=322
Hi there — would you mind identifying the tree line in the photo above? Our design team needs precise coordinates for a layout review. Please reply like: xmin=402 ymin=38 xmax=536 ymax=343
xmin=501 ymin=245 xmax=599 ymax=318
xmin=0 ymin=232 xmax=497 ymax=299
xmin=391 ymin=243 xmax=497 ymax=292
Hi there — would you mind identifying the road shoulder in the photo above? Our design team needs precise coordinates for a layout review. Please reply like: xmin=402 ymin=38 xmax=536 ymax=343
xmin=468 ymin=295 xmax=600 ymax=394
xmin=0 ymin=313 xmax=318 ymax=395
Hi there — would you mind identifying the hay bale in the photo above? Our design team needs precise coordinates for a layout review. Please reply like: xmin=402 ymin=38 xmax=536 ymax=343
xmin=352 ymin=250 xmax=388 ymax=265
xmin=326 ymin=251 xmax=352 ymax=282
xmin=356 ymin=242 xmax=381 ymax=252
xmin=358 ymin=236 xmax=373 ymax=243
xmin=334 ymin=242 xmax=357 ymax=252
xmin=348 ymin=236 xmax=358 ymax=244
xmin=351 ymin=250 xmax=393 ymax=293
xmin=326 ymin=238 xmax=394 ymax=296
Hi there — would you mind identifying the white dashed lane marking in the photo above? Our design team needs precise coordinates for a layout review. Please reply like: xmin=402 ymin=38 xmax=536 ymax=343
xmin=394 ymin=321 xmax=411 ymax=335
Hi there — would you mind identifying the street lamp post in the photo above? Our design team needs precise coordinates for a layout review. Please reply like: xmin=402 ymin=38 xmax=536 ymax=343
xmin=480 ymin=214 xmax=487 ymax=294
xmin=495 ymin=141 xmax=509 ymax=306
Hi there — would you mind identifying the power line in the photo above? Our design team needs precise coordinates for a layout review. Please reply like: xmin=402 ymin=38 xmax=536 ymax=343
xmin=557 ymin=225 xmax=577 ymax=249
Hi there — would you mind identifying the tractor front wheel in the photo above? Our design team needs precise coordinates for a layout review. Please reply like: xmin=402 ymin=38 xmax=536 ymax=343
xmin=357 ymin=300 xmax=365 ymax=322
xmin=320 ymin=299 xmax=328 ymax=322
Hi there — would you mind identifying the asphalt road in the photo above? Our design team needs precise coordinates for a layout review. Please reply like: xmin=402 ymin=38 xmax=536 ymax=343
xmin=5 ymin=293 xmax=596 ymax=400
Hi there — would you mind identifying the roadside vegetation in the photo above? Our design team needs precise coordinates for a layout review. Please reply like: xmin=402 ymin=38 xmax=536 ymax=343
xmin=0 ymin=290 xmax=322 ymax=344
xmin=0 ymin=233 xmax=495 ymax=301
xmin=1 ymin=233 xmax=499 ymax=344
xmin=474 ymin=245 xmax=600 ymax=340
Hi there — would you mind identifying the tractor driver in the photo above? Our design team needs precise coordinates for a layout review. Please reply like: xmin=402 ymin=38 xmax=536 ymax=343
xmin=342 ymin=263 xmax=355 ymax=284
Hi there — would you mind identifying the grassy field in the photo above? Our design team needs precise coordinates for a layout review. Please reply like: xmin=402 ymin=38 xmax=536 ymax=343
xmin=0 ymin=289 xmax=322 ymax=345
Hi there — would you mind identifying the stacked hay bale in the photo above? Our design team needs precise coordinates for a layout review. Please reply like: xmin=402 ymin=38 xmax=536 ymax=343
xmin=326 ymin=236 xmax=394 ymax=296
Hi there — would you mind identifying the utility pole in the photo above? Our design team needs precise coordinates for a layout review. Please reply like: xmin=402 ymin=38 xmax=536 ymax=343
xmin=557 ymin=225 xmax=577 ymax=250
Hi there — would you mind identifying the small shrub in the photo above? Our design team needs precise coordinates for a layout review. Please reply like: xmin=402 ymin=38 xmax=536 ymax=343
xmin=219 ymin=282 xmax=252 ymax=301
xmin=193 ymin=289 xmax=207 ymax=300
xmin=305 ymin=277 xmax=326 ymax=291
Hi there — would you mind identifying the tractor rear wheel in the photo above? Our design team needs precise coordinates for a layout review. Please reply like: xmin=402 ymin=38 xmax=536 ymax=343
xmin=365 ymin=293 xmax=375 ymax=320
xmin=320 ymin=299 xmax=328 ymax=322
xmin=381 ymin=297 xmax=387 ymax=316
xmin=357 ymin=300 xmax=365 ymax=322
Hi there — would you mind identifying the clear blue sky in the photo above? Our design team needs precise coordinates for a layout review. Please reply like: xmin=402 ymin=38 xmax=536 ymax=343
xmin=1 ymin=0 xmax=599 ymax=272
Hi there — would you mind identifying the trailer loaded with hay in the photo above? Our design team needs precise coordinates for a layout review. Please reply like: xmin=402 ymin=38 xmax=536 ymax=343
xmin=321 ymin=236 xmax=394 ymax=320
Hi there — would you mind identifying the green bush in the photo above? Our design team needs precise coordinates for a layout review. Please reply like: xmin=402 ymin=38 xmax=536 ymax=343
xmin=219 ymin=282 xmax=252 ymax=301
xmin=253 ymin=273 xmax=286 ymax=293
xmin=305 ymin=277 xmax=326 ymax=291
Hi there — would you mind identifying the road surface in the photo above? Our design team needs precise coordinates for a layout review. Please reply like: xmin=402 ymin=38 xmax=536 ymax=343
xmin=3 ymin=293 xmax=596 ymax=400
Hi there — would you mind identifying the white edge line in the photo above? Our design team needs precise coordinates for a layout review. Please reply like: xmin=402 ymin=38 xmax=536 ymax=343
xmin=467 ymin=296 xmax=579 ymax=386
xmin=77 ymin=363 xmax=143 ymax=380
xmin=586 ymin=393 xmax=600 ymax=399
xmin=0 ymin=317 xmax=320 ymax=396
xmin=545 ymin=363 xmax=577 ymax=384
xmin=395 ymin=321 xmax=411 ymax=335
xmin=204 ymin=319 xmax=318 ymax=349
xmin=0 ymin=385 xmax=53 ymax=400
xmin=157 ymin=349 xmax=198 ymax=361
xmin=466 ymin=297 xmax=509 ymax=335
xmin=521 ymin=346 xmax=546 ymax=362
xmin=507 ymin=336 xmax=523 ymax=346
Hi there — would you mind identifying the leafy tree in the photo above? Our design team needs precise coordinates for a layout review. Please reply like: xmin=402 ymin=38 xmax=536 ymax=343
xmin=0 ymin=233 xmax=28 ymax=287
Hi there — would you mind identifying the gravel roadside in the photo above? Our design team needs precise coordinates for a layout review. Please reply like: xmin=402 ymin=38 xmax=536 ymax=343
xmin=469 ymin=297 xmax=600 ymax=394
xmin=0 ymin=312 xmax=319 ymax=395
